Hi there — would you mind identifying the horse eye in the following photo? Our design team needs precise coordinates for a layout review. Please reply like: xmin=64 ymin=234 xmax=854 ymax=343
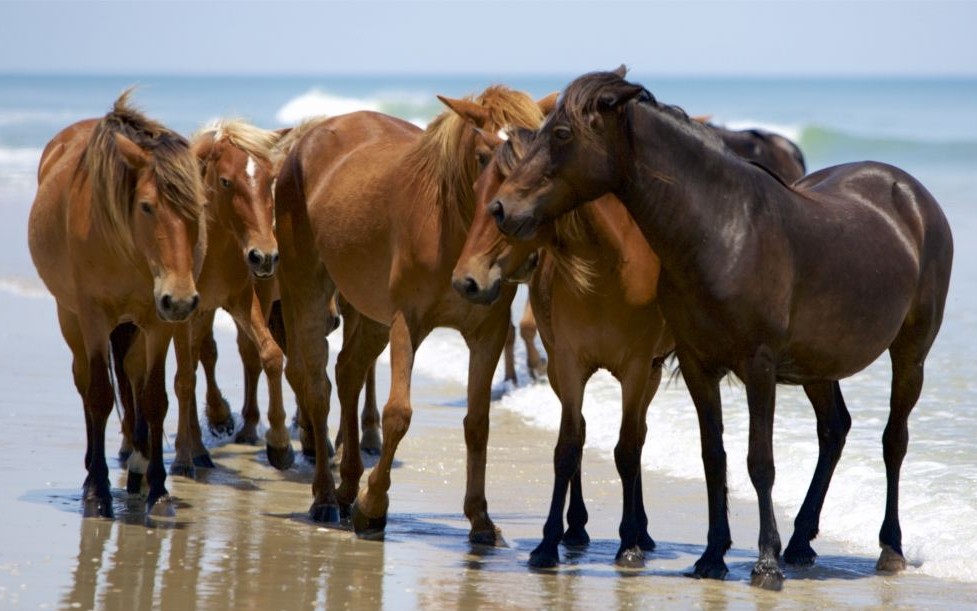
xmin=553 ymin=126 xmax=572 ymax=142
xmin=219 ymin=177 xmax=232 ymax=189
xmin=476 ymin=152 xmax=490 ymax=168
xmin=140 ymin=201 xmax=153 ymax=215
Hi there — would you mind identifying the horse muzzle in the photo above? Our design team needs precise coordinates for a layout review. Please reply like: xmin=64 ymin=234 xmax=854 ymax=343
xmin=156 ymin=291 xmax=200 ymax=322
xmin=452 ymin=273 xmax=502 ymax=306
xmin=247 ymin=248 xmax=280 ymax=278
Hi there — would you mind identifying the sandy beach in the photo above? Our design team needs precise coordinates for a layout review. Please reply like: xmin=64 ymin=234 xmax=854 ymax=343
xmin=2 ymin=288 xmax=976 ymax=610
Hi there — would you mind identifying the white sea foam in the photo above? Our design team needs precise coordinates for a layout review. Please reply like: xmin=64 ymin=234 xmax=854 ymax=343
xmin=718 ymin=119 xmax=803 ymax=143
xmin=275 ymin=90 xmax=381 ymax=124
xmin=400 ymin=296 xmax=977 ymax=583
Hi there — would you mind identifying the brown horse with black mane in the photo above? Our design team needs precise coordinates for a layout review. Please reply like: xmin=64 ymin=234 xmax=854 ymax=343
xmin=274 ymin=87 xmax=553 ymax=539
xmin=491 ymin=68 xmax=952 ymax=590
xmin=28 ymin=91 xmax=207 ymax=517
xmin=453 ymin=128 xmax=673 ymax=568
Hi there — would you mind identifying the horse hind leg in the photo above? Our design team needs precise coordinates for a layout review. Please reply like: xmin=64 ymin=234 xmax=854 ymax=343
xmin=109 ymin=323 xmax=138 ymax=464
xmin=233 ymin=324 xmax=263 ymax=445
xmin=520 ymin=302 xmax=547 ymax=381
xmin=784 ymin=381 xmax=851 ymax=566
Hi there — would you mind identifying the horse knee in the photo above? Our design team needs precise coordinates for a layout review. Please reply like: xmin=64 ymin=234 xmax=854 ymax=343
xmin=382 ymin=401 xmax=412 ymax=440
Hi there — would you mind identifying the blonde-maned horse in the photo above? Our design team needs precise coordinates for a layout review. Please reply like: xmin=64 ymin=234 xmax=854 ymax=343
xmin=163 ymin=119 xmax=293 ymax=473
xmin=274 ymin=87 xmax=555 ymax=539
xmin=453 ymin=128 xmax=673 ymax=568
xmin=28 ymin=91 xmax=206 ymax=517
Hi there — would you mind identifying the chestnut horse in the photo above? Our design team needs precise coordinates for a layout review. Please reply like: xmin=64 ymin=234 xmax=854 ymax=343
xmin=165 ymin=119 xmax=292 ymax=473
xmin=453 ymin=128 xmax=673 ymax=568
xmin=274 ymin=88 xmax=554 ymax=538
xmin=491 ymin=68 xmax=953 ymax=590
xmin=28 ymin=91 xmax=206 ymax=517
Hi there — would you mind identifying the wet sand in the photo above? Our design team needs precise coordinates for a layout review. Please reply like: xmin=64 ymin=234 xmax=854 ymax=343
xmin=3 ymin=291 xmax=977 ymax=610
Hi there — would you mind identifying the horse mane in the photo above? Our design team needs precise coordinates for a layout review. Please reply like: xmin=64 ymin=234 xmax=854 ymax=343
xmin=498 ymin=129 xmax=596 ymax=294
xmin=194 ymin=118 xmax=281 ymax=164
xmin=560 ymin=70 xmax=726 ymax=158
xmin=404 ymin=85 xmax=545 ymax=231
xmin=82 ymin=89 xmax=203 ymax=258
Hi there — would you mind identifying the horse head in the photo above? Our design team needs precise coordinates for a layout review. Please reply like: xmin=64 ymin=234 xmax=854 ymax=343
xmin=193 ymin=120 xmax=280 ymax=278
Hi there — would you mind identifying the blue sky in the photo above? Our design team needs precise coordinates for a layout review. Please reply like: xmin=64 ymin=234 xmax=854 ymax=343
xmin=2 ymin=1 xmax=976 ymax=77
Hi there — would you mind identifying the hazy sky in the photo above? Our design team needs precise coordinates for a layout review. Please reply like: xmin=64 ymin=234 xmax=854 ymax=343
xmin=2 ymin=1 xmax=976 ymax=77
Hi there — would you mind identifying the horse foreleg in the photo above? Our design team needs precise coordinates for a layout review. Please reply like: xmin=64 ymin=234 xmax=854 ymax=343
xmin=229 ymin=288 xmax=291 ymax=470
xmin=784 ymin=381 xmax=851 ymax=566
xmin=462 ymin=316 xmax=510 ymax=547
xmin=633 ymin=360 xmax=666 ymax=554
xmin=352 ymin=311 xmax=423 ymax=539
xmin=503 ymin=321 xmax=516 ymax=384
xmin=679 ymin=347 xmax=730 ymax=581
xmin=58 ymin=305 xmax=114 ymax=518
xmin=141 ymin=327 xmax=175 ymax=516
xmin=743 ymin=348 xmax=783 ymax=591
xmin=529 ymin=351 xmax=586 ymax=567
xmin=171 ymin=322 xmax=205 ymax=477
xmin=197 ymin=318 xmax=233 ymax=438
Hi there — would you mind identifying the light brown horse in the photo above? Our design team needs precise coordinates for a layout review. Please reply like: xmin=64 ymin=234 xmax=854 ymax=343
xmin=28 ymin=91 xmax=207 ymax=517
xmin=163 ymin=119 xmax=293 ymax=474
xmin=491 ymin=68 xmax=953 ymax=590
xmin=274 ymin=88 xmax=554 ymax=537
xmin=453 ymin=128 xmax=673 ymax=568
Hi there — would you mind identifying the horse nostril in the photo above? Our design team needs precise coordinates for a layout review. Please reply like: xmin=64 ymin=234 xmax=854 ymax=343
xmin=190 ymin=294 xmax=200 ymax=312
xmin=462 ymin=277 xmax=479 ymax=296
xmin=161 ymin=294 xmax=173 ymax=311
xmin=271 ymin=251 xmax=280 ymax=265
xmin=489 ymin=199 xmax=505 ymax=225
xmin=248 ymin=249 xmax=263 ymax=266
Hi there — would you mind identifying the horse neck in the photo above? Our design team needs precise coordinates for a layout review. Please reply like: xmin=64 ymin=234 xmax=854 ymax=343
xmin=549 ymin=199 xmax=623 ymax=270
xmin=617 ymin=103 xmax=775 ymax=281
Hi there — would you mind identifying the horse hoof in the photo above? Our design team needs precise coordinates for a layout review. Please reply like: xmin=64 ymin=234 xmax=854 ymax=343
xmin=148 ymin=494 xmax=176 ymax=518
xmin=126 ymin=472 xmax=144 ymax=494
xmin=169 ymin=462 xmax=195 ymax=479
xmin=637 ymin=531 xmax=657 ymax=552
xmin=361 ymin=429 xmax=382 ymax=456
xmin=876 ymin=544 xmax=907 ymax=572
xmin=209 ymin=417 xmax=235 ymax=439
xmin=615 ymin=545 xmax=646 ymax=569
xmin=750 ymin=560 xmax=784 ymax=591
xmin=469 ymin=526 xmax=505 ymax=547
xmin=234 ymin=428 xmax=260 ymax=446
xmin=784 ymin=541 xmax=817 ymax=566
xmin=83 ymin=495 xmax=114 ymax=519
xmin=528 ymin=545 xmax=559 ymax=569
xmin=351 ymin=500 xmax=387 ymax=540
xmin=561 ymin=527 xmax=591 ymax=548
xmin=192 ymin=453 xmax=216 ymax=469
xmin=309 ymin=502 xmax=341 ymax=524
xmin=690 ymin=557 xmax=728 ymax=580
xmin=267 ymin=443 xmax=295 ymax=471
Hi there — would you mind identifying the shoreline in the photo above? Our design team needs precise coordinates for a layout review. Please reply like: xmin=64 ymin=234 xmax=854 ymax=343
xmin=2 ymin=291 xmax=977 ymax=608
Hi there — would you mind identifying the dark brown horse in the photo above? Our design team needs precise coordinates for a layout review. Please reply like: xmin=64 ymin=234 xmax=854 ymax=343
xmin=29 ymin=91 xmax=207 ymax=516
xmin=453 ymin=128 xmax=673 ymax=568
xmin=491 ymin=68 xmax=953 ymax=590
xmin=274 ymin=89 xmax=554 ymax=536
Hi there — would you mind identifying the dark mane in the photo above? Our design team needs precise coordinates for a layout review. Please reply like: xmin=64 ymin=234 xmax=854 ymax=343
xmin=558 ymin=70 xmax=725 ymax=154
xmin=81 ymin=89 xmax=203 ymax=257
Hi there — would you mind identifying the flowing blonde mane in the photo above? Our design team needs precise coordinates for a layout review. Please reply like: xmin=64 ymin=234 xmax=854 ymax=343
xmin=404 ymin=85 xmax=545 ymax=230
xmin=82 ymin=89 xmax=204 ymax=258
xmin=194 ymin=118 xmax=281 ymax=164
xmin=497 ymin=130 xmax=596 ymax=294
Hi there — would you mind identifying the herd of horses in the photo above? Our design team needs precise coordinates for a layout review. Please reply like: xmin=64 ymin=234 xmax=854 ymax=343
xmin=28 ymin=66 xmax=952 ymax=591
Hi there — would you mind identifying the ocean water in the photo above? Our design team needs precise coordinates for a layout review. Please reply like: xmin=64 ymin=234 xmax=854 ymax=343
xmin=2 ymin=73 xmax=975 ymax=583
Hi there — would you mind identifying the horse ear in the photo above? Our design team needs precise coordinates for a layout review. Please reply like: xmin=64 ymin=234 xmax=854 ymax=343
xmin=612 ymin=64 xmax=628 ymax=78
xmin=437 ymin=95 xmax=489 ymax=127
xmin=537 ymin=92 xmax=559 ymax=116
xmin=114 ymin=133 xmax=149 ymax=170
xmin=598 ymin=82 xmax=647 ymax=111
xmin=692 ymin=115 xmax=713 ymax=124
